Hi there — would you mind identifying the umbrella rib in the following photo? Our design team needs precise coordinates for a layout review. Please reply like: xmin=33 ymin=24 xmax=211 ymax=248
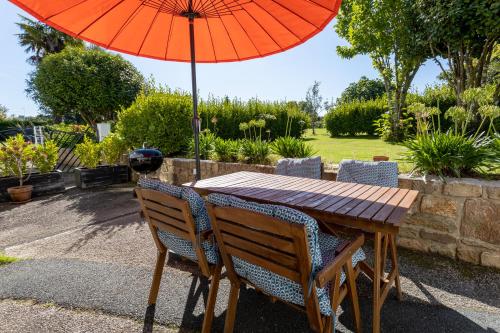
xmin=107 ymin=2 xmax=146 ymax=48
xmin=137 ymin=3 xmax=164 ymax=55
xmin=204 ymin=17 xmax=218 ymax=62
xmin=268 ymin=0 xmax=321 ymax=29
xmin=225 ymin=9 xmax=262 ymax=57
xmin=304 ymin=0 xmax=335 ymax=13
xmin=76 ymin=0 xmax=126 ymax=37
xmin=45 ymin=0 xmax=89 ymax=20
xmin=218 ymin=16 xmax=240 ymax=60
xmin=251 ymin=0 xmax=301 ymax=42
xmin=241 ymin=5 xmax=281 ymax=49
xmin=163 ymin=6 xmax=177 ymax=59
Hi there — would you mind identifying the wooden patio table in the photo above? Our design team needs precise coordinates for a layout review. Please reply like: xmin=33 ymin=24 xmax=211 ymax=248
xmin=184 ymin=171 xmax=419 ymax=333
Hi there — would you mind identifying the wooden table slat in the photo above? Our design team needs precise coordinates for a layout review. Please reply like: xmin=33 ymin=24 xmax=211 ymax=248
xmin=316 ymin=183 xmax=366 ymax=211
xmin=345 ymin=187 xmax=391 ymax=218
xmin=282 ymin=180 xmax=336 ymax=205
xmin=334 ymin=185 xmax=382 ymax=216
xmin=302 ymin=182 xmax=357 ymax=209
xmin=358 ymin=187 xmax=400 ymax=220
xmin=372 ymin=189 xmax=410 ymax=222
xmin=386 ymin=190 xmax=419 ymax=225
xmin=259 ymin=178 xmax=325 ymax=201
xmin=325 ymin=184 xmax=374 ymax=213
xmin=222 ymin=175 xmax=288 ymax=196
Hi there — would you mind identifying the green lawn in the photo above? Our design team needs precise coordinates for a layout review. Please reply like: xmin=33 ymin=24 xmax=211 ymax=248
xmin=303 ymin=128 xmax=412 ymax=172
xmin=0 ymin=253 xmax=18 ymax=266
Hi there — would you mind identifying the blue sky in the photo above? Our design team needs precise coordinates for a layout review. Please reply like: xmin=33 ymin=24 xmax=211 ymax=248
xmin=1 ymin=1 xmax=442 ymax=117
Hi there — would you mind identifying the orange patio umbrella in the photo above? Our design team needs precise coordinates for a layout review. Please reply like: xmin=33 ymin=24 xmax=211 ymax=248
xmin=10 ymin=0 xmax=342 ymax=180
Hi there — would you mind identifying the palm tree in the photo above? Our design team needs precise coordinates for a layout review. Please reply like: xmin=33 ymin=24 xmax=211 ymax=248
xmin=16 ymin=15 xmax=83 ymax=65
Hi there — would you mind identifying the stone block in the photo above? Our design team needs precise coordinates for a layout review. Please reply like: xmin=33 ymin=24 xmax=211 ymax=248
xmin=427 ymin=242 xmax=457 ymax=259
xmin=399 ymin=225 xmax=420 ymax=239
xmin=404 ymin=213 xmax=459 ymax=234
xmin=397 ymin=237 xmax=429 ymax=252
xmin=461 ymin=199 xmax=500 ymax=245
xmin=420 ymin=229 xmax=457 ymax=244
xmin=481 ymin=252 xmax=500 ymax=269
xmin=420 ymin=195 xmax=461 ymax=218
xmin=442 ymin=178 xmax=483 ymax=198
xmin=484 ymin=182 xmax=500 ymax=200
xmin=406 ymin=176 xmax=443 ymax=195
xmin=457 ymin=243 xmax=482 ymax=264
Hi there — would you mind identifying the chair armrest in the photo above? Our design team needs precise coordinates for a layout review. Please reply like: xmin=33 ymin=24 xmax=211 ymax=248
xmin=315 ymin=233 xmax=364 ymax=288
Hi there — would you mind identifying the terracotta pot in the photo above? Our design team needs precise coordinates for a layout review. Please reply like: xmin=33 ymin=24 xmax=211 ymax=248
xmin=373 ymin=155 xmax=389 ymax=162
xmin=7 ymin=185 xmax=33 ymax=203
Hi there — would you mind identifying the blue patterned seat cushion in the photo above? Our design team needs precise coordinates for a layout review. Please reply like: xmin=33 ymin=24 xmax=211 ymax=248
xmin=336 ymin=159 xmax=398 ymax=188
xmin=207 ymin=193 xmax=366 ymax=315
xmin=275 ymin=156 xmax=322 ymax=179
xmin=138 ymin=178 xmax=218 ymax=264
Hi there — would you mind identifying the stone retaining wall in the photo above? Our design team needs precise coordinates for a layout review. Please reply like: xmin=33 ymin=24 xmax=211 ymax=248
xmin=153 ymin=158 xmax=500 ymax=269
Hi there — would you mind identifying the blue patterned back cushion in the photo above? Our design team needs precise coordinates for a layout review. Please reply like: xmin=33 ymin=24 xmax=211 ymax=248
xmin=275 ymin=156 xmax=321 ymax=179
xmin=336 ymin=159 xmax=398 ymax=188
xmin=138 ymin=178 xmax=218 ymax=264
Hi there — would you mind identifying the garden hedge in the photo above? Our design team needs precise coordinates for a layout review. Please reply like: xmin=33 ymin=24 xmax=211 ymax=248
xmin=324 ymin=98 xmax=387 ymax=136
xmin=198 ymin=97 xmax=310 ymax=140
xmin=115 ymin=91 xmax=192 ymax=155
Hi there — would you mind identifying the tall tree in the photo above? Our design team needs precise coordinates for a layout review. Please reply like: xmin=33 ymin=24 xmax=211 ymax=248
xmin=415 ymin=0 xmax=499 ymax=105
xmin=0 ymin=104 xmax=8 ymax=120
xmin=302 ymin=81 xmax=323 ymax=135
xmin=337 ymin=76 xmax=386 ymax=104
xmin=27 ymin=47 xmax=144 ymax=127
xmin=16 ymin=15 xmax=83 ymax=65
xmin=335 ymin=0 xmax=430 ymax=140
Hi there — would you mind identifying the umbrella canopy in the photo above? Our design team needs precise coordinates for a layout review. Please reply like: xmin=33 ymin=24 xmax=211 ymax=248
xmin=11 ymin=0 xmax=342 ymax=63
xmin=10 ymin=0 xmax=342 ymax=180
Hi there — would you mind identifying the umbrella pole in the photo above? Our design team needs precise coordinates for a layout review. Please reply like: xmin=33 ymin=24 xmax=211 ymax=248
xmin=189 ymin=15 xmax=201 ymax=181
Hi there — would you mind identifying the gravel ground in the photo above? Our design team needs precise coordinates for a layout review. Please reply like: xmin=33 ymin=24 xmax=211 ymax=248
xmin=0 ymin=186 xmax=137 ymax=250
xmin=0 ymin=299 xmax=179 ymax=333
xmin=1 ymin=186 xmax=499 ymax=332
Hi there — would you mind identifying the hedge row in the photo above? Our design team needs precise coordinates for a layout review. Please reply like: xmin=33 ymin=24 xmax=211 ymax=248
xmin=198 ymin=97 xmax=310 ymax=140
xmin=115 ymin=92 xmax=311 ymax=155
xmin=324 ymin=98 xmax=387 ymax=136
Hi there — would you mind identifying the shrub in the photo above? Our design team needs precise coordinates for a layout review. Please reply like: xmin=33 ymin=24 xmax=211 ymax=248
xmin=198 ymin=97 xmax=309 ymax=140
xmin=271 ymin=137 xmax=316 ymax=158
xmin=240 ymin=139 xmax=271 ymax=165
xmin=188 ymin=130 xmax=217 ymax=160
xmin=403 ymin=132 xmax=500 ymax=178
xmin=0 ymin=134 xmax=35 ymax=185
xmin=33 ymin=140 xmax=58 ymax=173
xmin=74 ymin=136 xmax=101 ymax=169
xmin=100 ymin=133 xmax=128 ymax=165
xmin=116 ymin=90 xmax=192 ymax=156
xmin=214 ymin=138 xmax=240 ymax=162
xmin=325 ymin=98 xmax=387 ymax=136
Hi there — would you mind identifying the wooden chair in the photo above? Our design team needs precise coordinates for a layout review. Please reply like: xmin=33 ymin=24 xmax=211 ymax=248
xmin=207 ymin=195 xmax=364 ymax=333
xmin=136 ymin=186 xmax=222 ymax=333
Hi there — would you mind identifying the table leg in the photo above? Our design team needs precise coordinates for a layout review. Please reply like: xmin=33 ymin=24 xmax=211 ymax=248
xmin=381 ymin=234 xmax=388 ymax=277
xmin=373 ymin=231 xmax=382 ymax=333
xmin=389 ymin=234 xmax=402 ymax=301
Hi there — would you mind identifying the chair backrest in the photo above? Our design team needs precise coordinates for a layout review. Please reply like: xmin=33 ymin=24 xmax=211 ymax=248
xmin=208 ymin=204 xmax=314 ymax=291
xmin=275 ymin=156 xmax=322 ymax=179
xmin=136 ymin=187 xmax=212 ymax=275
xmin=336 ymin=159 xmax=398 ymax=188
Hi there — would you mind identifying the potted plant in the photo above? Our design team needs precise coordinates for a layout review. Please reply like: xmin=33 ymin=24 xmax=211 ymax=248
xmin=0 ymin=134 xmax=35 ymax=203
xmin=74 ymin=134 xmax=130 ymax=189
xmin=0 ymin=135 xmax=64 ymax=202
